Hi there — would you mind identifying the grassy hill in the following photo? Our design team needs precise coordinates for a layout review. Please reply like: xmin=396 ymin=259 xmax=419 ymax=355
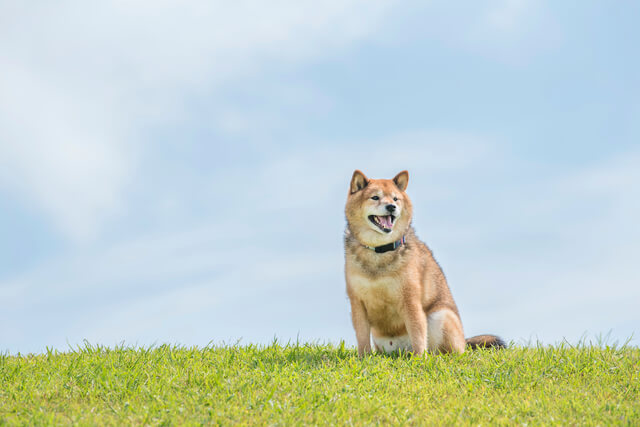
xmin=1 ymin=341 xmax=638 ymax=425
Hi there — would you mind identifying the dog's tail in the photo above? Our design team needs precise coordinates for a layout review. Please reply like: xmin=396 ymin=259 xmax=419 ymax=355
xmin=465 ymin=334 xmax=506 ymax=350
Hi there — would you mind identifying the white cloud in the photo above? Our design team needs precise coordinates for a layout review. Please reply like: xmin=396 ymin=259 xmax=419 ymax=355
xmin=453 ymin=148 xmax=640 ymax=345
xmin=483 ymin=0 xmax=533 ymax=33
xmin=377 ymin=0 xmax=560 ymax=64
xmin=470 ymin=0 xmax=561 ymax=63
xmin=0 ymin=0 xmax=389 ymax=241
xmin=0 ymin=63 xmax=130 ymax=240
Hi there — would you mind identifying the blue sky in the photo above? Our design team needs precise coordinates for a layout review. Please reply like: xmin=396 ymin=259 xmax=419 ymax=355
xmin=1 ymin=1 xmax=639 ymax=354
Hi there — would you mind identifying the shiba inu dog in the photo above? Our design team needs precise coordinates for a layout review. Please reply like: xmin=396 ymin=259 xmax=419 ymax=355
xmin=344 ymin=170 xmax=505 ymax=356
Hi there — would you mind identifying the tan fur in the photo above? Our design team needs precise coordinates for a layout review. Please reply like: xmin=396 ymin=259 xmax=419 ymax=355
xmin=345 ymin=170 xmax=504 ymax=356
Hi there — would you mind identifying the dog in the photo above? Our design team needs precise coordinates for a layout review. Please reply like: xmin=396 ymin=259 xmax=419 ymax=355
xmin=344 ymin=170 xmax=504 ymax=356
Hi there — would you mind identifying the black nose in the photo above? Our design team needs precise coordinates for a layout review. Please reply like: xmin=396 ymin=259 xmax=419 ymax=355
xmin=386 ymin=204 xmax=396 ymax=213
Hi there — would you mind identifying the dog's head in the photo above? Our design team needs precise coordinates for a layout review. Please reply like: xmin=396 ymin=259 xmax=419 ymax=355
xmin=345 ymin=170 xmax=413 ymax=247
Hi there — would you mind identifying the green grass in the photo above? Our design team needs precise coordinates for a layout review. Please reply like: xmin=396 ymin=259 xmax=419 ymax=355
xmin=1 ymin=341 xmax=638 ymax=425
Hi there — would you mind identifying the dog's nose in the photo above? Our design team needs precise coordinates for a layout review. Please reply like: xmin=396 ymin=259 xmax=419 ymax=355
xmin=386 ymin=204 xmax=396 ymax=213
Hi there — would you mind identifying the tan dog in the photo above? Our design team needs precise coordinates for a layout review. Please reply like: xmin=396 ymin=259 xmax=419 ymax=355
xmin=345 ymin=170 xmax=504 ymax=356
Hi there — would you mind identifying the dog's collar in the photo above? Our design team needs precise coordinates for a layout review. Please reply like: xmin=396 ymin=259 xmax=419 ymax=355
xmin=363 ymin=236 xmax=406 ymax=253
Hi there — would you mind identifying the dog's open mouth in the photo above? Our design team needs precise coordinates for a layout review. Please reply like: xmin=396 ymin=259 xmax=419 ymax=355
xmin=368 ymin=215 xmax=395 ymax=233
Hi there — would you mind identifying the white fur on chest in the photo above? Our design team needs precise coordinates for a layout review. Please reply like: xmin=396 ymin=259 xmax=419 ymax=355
xmin=349 ymin=273 xmax=402 ymax=300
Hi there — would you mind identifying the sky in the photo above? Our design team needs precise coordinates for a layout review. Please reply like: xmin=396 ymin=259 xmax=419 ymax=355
xmin=1 ymin=1 xmax=639 ymax=354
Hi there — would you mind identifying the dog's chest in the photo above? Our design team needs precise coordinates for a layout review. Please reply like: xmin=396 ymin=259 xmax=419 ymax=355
xmin=349 ymin=274 xmax=404 ymax=326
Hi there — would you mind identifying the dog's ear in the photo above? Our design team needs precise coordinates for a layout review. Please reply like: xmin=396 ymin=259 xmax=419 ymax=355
xmin=393 ymin=170 xmax=409 ymax=192
xmin=350 ymin=170 xmax=369 ymax=194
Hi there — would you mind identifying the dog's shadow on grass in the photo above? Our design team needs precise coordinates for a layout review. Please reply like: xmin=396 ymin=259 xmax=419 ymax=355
xmin=243 ymin=342 xmax=473 ymax=370
xmin=234 ymin=341 xmax=411 ymax=369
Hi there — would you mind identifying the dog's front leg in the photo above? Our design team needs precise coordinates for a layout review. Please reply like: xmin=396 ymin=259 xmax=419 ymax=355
xmin=350 ymin=299 xmax=372 ymax=357
xmin=404 ymin=299 xmax=427 ymax=356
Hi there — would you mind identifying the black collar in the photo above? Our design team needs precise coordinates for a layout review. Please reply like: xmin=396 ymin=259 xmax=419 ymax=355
xmin=364 ymin=236 xmax=406 ymax=253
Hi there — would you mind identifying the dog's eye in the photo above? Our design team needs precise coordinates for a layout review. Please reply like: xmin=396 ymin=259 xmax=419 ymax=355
xmin=393 ymin=197 xmax=398 ymax=201
xmin=371 ymin=196 xmax=379 ymax=200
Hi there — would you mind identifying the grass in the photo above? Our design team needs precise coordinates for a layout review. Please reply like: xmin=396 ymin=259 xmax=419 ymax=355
xmin=1 ymin=340 xmax=639 ymax=425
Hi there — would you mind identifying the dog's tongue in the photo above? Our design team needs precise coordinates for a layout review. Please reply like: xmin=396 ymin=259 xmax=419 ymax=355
xmin=378 ymin=216 xmax=393 ymax=229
